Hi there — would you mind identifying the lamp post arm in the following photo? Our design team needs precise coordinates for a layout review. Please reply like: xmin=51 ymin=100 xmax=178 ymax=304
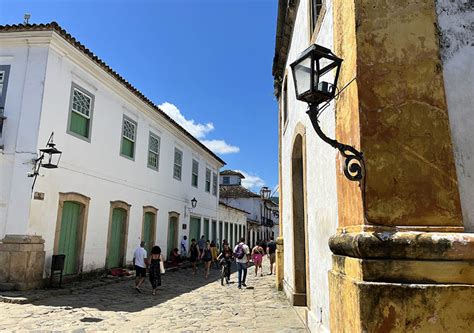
xmin=306 ymin=104 xmax=365 ymax=184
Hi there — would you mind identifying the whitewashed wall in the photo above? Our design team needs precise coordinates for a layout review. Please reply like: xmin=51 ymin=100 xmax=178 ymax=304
xmin=218 ymin=203 xmax=247 ymax=247
xmin=436 ymin=0 xmax=474 ymax=232
xmin=0 ymin=32 xmax=223 ymax=275
xmin=280 ymin=0 xmax=338 ymax=331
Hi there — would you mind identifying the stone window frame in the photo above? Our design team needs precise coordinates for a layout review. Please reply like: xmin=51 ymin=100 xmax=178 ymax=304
xmin=142 ymin=205 xmax=158 ymax=248
xmin=120 ymin=115 xmax=137 ymax=161
xmin=67 ymin=82 xmax=95 ymax=142
xmin=212 ymin=172 xmax=218 ymax=196
xmin=147 ymin=131 xmax=161 ymax=171
xmin=53 ymin=192 xmax=91 ymax=275
xmin=173 ymin=148 xmax=183 ymax=181
xmin=308 ymin=0 xmax=327 ymax=43
xmin=191 ymin=159 xmax=199 ymax=188
xmin=205 ymin=167 xmax=211 ymax=193
xmin=105 ymin=200 xmax=131 ymax=268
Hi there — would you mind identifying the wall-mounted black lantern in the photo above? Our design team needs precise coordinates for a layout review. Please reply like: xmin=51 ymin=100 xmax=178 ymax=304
xmin=260 ymin=186 xmax=271 ymax=200
xmin=290 ymin=44 xmax=365 ymax=184
xmin=29 ymin=132 xmax=62 ymax=190
xmin=191 ymin=197 xmax=197 ymax=209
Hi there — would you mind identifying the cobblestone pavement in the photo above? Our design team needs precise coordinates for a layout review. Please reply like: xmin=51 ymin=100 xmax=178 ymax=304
xmin=0 ymin=261 xmax=307 ymax=332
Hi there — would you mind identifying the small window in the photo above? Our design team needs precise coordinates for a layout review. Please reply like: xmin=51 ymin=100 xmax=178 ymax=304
xmin=212 ymin=172 xmax=218 ymax=196
xmin=192 ymin=159 xmax=199 ymax=187
xmin=223 ymin=176 xmax=230 ymax=185
xmin=0 ymin=65 xmax=10 ymax=140
xmin=148 ymin=132 xmax=160 ymax=170
xmin=173 ymin=148 xmax=183 ymax=180
xmin=205 ymin=168 xmax=211 ymax=193
xmin=121 ymin=116 xmax=137 ymax=159
xmin=310 ymin=0 xmax=323 ymax=33
xmin=68 ymin=84 xmax=94 ymax=140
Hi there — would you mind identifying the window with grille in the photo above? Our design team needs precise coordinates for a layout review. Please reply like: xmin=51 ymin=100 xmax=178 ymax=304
xmin=223 ymin=176 xmax=230 ymax=185
xmin=205 ymin=168 xmax=211 ymax=192
xmin=68 ymin=84 xmax=94 ymax=140
xmin=0 ymin=65 xmax=9 ymax=140
xmin=173 ymin=148 xmax=183 ymax=180
xmin=121 ymin=116 xmax=137 ymax=159
xmin=310 ymin=0 xmax=323 ymax=33
xmin=212 ymin=172 xmax=218 ymax=196
xmin=148 ymin=132 xmax=160 ymax=170
xmin=192 ymin=159 xmax=199 ymax=187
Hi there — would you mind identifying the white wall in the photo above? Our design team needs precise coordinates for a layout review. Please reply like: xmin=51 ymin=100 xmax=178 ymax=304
xmin=0 ymin=32 xmax=223 ymax=275
xmin=218 ymin=204 xmax=247 ymax=247
xmin=436 ymin=0 xmax=474 ymax=232
xmin=0 ymin=40 xmax=49 ymax=237
xmin=280 ymin=0 xmax=338 ymax=331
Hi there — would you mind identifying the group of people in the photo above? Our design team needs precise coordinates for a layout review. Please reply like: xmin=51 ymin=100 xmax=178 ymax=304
xmin=132 ymin=236 xmax=277 ymax=294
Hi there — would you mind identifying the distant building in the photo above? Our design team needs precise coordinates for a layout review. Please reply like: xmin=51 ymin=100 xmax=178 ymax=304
xmin=219 ymin=170 xmax=278 ymax=247
xmin=0 ymin=22 xmax=225 ymax=289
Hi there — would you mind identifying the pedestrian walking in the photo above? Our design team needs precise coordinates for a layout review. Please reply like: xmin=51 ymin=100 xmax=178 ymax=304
xmin=189 ymin=238 xmax=200 ymax=275
xmin=198 ymin=235 xmax=206 ymax=253
xmin=267 ymin=237 xmax=277 ymax=275
xmin=217 ymin=243 xmax=234 ymax=284
xmin=149 ymin=245 xmax=162 ymax=295
xmin=133 ymin=241 xmax=148 ymax=293
xmin=210 ymin=240 xmax=219 ymax=268
xmin=201 ymin=240 xmax=213 ymax=278
xmin=180 ymin=235 xmax=188 ymax=258
xmin=251 ymin=241 xmax=265 ymax=277
xmin=234 ymin=237 xmax=250 ymax=289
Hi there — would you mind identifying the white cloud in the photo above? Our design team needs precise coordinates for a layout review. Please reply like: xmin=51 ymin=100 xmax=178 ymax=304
xmin=236 ymin=170 xmax=265 ymax=190
xmin=201 ymin=140 xmax=240 ymax=154
xmin=159 ymin=102 xmax=214 ymax=139
xmin=158 ymin=102 xmax=240 ymax=155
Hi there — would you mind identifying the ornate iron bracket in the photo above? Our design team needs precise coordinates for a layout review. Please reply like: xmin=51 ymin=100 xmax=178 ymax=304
xmin=306 ymin=104 xmax=365 ymax=185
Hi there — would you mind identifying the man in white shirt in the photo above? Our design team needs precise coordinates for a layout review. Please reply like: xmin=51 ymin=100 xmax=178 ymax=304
xmin=180 ymin=236 xmax=188 ymax=257
xmin=133 ymin=241 xmax=147 ymax=293
xmin=234 ymin=237 xmax=250 ymax=289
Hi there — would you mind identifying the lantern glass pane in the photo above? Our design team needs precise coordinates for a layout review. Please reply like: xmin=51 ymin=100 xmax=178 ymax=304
xmin=293 ymin=57 xmax=312 ymax=97
xmin=315 ymin=57 xmax=336 ymax=94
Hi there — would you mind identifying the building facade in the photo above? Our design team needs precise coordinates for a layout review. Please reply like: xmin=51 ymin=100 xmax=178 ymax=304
xmin=0 ymin=23 xmax=225 ymax=289
xmin=273 ymin=0 xmax=473 ymax=332
xmin=219 ymin=170 xmax=279 ymax=247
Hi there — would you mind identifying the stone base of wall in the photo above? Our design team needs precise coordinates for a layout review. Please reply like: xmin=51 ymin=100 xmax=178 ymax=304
xmin=0 ymin=235 xmax=45 ymax=291
xmin=276 ymin=236 xmax=284 ymax=291
xmin=329 ymin=255 xmax=474 ymax=332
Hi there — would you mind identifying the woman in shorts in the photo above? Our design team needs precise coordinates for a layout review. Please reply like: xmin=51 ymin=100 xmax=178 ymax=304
xmin=201 ymin=240 xmax=213 ymax=278
xmin=189 ymin=238 xmax=200 ymax=275
xmin=251 ymin=241 xmax=265 ymax=277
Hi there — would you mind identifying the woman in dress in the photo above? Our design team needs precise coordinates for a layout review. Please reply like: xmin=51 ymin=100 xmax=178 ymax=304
xmin=210 ymin=240 xmax=219 ymax=268
xmin=251 ymin=241 xmax=265 ymax=277
xmin=189 ymin=238 xmax=200 ymax=275
xmin=201 ymin=240 xmax=213 ymax=278
xmin=149 ymin=245 xmax=162 ymax=295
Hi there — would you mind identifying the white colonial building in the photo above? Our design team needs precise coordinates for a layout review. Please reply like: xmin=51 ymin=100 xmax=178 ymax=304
xmin=219 ymin=170 xmax=279 ymax=248
xmin=0 ymin=22 xmax=226 ymax=287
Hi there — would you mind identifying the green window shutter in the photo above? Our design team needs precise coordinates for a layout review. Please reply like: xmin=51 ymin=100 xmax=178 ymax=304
xmin=121 ymin=137 xmax=134 ymax=158
xmin=70 ymin=112 xmax=89 ymax=138
xmin=204 ymin=219 xmax=209 ymax=241
xmin=211 ymin=220 xmax=217 ymax=243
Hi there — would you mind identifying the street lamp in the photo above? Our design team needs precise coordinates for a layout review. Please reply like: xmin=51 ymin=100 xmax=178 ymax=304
xmin=191 ymin=197 xmax=197 ymax=209
xmin=290 ymin=44 xmax=364 ymax=183
xmin=29 ymin=132 xmax=62 ymax=190
xmin=185 ymin=197 xmax=198 ymax=217
xmin=260 ymin=186 xmax=271 ymax=200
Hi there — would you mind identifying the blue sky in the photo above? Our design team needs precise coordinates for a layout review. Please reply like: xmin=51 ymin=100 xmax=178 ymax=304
xmin=0 ymin=0 xmax=279 ymax=193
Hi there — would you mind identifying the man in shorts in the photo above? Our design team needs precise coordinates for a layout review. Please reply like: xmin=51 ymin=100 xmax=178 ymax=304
xmin=133 ymin=241 xmax=148 ymax=293
xmin=267 ymin=237 xmax=277 ymax=275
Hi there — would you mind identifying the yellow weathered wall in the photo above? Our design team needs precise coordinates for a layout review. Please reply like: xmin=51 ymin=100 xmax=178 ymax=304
xmin=334 ymin=0 xmax=463 ymax=228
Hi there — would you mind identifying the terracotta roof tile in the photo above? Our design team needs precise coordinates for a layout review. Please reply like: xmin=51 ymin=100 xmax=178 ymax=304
xmin=219 ymin=185 xmax=260 ymax=198
xmin=0 ymin=22 xmax=225 ymax=165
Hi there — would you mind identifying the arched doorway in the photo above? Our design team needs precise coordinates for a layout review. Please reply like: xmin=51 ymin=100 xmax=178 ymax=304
xmin=167 ymin=212 xmax=180 ymax=258
xmin=106 ymin=201 xmax=130 ymax=269
xmin=292 ymin=133 xmax=308 ymax=306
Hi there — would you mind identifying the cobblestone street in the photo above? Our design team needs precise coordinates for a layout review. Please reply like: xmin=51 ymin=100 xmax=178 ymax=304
xmin=0 ymin=261 xmax=307 ymax=332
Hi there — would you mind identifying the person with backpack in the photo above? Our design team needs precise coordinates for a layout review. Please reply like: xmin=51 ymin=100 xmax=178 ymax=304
xmin=233 ymin=237 xmax=250 ymax=289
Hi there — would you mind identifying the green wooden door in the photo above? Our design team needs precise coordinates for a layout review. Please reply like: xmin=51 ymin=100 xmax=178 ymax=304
xmin=167 ymin=216 xmax=177 ymax=256
xmin=219 ymin=221 xmax=223 ymax=248
xmin=224 ymin=222 xmax=229 ymax=244
xmin=203 ymin=219 xmax=209 ymax=241
xmin=58 ymin=201 xmax=81 ymax=275
xmin=143 ymin=212 xmax=155 ymax=254
xmin=230 ymin=223 xmax=234 ymax=247
xmin=211 ymin=220 xmax=217 ymax=243
xmin=107 ymin=208 xmax=126 ymax=268
xmin=189 ymin=217 xmax=201 ymax=241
